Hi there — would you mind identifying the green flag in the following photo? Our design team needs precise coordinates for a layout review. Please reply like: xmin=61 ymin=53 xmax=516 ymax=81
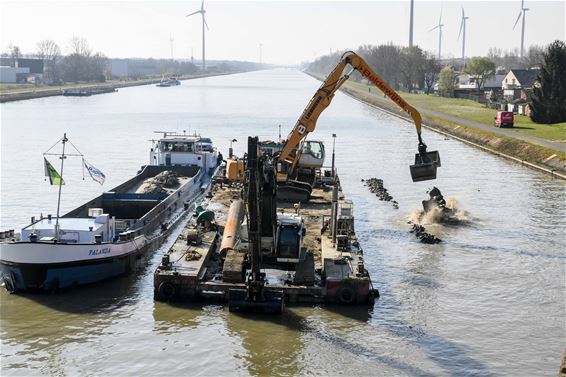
xmin=44 ymin=157 xmax=65 ymax=185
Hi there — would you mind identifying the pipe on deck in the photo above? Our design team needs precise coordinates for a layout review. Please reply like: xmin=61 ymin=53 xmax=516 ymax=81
xmin=219 ymin=200 xmax=244 ymax=254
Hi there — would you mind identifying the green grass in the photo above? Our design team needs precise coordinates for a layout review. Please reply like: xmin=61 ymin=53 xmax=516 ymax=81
xmin=347 ymin=81 xmax=566 ymax=141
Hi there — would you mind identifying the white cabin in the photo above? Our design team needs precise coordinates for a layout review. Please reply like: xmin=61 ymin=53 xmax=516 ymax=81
xmin=149 ymin=133 xmax=219 ymax=172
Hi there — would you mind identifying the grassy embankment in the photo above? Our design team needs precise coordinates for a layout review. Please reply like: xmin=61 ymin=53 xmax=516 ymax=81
xmin=348 ymin=81 xmax=566 ymax=141
xmin=306 ymin=75 xmax=566 ymax=175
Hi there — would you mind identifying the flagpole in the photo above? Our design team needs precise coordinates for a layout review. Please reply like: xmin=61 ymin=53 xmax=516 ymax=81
xmin=55 ymin=133 xmax=68 ymax=241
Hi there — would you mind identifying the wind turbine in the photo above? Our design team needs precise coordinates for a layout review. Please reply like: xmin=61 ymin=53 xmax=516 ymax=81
xmin=429 ymin=10 xmax=444 ymax=59
xmin=457 ymin=7 xmax=469 ymax=60
xmin=513 ymin=0 xmax=529 ymax=57
xmin=187 ymin=0 xmax=209 ymax=71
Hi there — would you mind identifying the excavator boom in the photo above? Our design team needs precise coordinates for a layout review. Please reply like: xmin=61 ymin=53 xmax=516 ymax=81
xmin=280 ymin=51 xmax=427 ymax=166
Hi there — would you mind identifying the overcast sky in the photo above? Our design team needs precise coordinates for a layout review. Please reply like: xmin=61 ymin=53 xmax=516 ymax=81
xmin=1 ymin=0 xmax=564 ymax=65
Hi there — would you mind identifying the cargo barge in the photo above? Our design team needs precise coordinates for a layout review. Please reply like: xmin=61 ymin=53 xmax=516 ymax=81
xmin=0 ymin=132 xmax=220 ymax=292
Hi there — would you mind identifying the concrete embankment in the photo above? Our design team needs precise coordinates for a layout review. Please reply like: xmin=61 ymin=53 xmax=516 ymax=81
xmin=305 ymin=71 xmax=566 ymax=178
xmin=0 ymin=72 xmax=236 ymax=103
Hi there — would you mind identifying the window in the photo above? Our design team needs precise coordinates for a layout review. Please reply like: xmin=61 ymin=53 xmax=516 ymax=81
xmin=301 ymin=141 xmax=323 ymax=159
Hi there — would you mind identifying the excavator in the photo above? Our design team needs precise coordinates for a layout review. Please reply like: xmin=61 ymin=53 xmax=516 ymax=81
xmin=228 ymin=52 xmax=440 ymax=313
xmin=276 ymin=51 xmax=440 ymax=202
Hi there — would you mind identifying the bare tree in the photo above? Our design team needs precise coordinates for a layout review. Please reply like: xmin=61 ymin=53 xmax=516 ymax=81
xmin=523 ymin=45 xmax=544 ymax=68
xmin=6 ymin=44 xmax=22 ymax=60
xmin=423 ymin=53 xmax=441 ymax=94
xmin=36 ymin=40 xmax=62 ymax=82
xmin=68 ymin=36 xmax=91 ymax=57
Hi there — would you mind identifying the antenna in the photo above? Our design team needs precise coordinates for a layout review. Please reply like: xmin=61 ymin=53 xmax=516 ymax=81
xmin=409 ymin=0 xmax=414 ymax=47
xmin=187 ymin=0 xmax=209 ymax=71
xmin=170 ymin=33 xmax=174 ymax=60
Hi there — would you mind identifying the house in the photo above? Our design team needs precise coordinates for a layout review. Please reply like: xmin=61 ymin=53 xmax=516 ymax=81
xmin=502 ymin=69 xmax=539 ymax=115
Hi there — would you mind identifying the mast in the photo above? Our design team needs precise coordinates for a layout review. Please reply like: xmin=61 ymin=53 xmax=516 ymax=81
xmin=54 ymin=133 xmax=68 ymax=240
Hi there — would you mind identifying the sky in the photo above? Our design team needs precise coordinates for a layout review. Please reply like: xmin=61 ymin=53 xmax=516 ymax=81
xmin=1 ymin=0 xmax=564 ymax=65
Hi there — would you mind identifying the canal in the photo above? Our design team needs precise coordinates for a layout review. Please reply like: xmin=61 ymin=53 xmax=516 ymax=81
xmin=1 ymin=69 xmax=564 ymax=376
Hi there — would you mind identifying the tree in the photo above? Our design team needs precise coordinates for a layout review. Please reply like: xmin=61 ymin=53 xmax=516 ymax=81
xmin=530 ymin=40 xmax=566 ymax=124
xmin=438 ymin=66 xmax=456 ymax=97
xmin=36 ymin=40 xmax=61 ymax=82
xmin=423 ymin=53 xmax=441 ymax=94
xmin=399 ymin=46 xmax=425 ymax=92
xmin=7 ymin=44 xmax=22 ymax=60
xmin=464 ymin=57 xmax=496 ymax=90
xmin=523 ymin=45 xmax=544 ymax=68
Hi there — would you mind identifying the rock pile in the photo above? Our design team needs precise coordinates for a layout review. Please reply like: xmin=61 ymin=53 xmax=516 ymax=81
xmin=362 ymin=178 xmax=398 ymax=209
xmin=143 ymin=171 xmax=180 ymax=194
xmin=410 ymin=223 xmax=442 ymax=244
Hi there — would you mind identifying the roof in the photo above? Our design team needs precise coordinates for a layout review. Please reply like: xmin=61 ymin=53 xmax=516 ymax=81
xmin=509 ymin=69 xmax=539 ymax=88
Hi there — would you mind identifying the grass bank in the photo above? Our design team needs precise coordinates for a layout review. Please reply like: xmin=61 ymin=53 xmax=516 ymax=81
xmin=306 ymin=71 xmax=565 ymax=177
xmin=348 ymin=81 xmax=566 ymax=141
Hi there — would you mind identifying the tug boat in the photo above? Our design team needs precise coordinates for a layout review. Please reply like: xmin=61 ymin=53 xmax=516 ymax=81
xmin=0 ymin=132 xmax=220 ymax=292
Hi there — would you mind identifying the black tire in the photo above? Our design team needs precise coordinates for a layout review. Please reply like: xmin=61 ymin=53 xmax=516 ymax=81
xmin=3 ymin=274 xmax=15 ymax=294
xmin=337 ymin=284 xmax=356 ymax=305
xmin=157 ymin=282 xmax=176 ymax=301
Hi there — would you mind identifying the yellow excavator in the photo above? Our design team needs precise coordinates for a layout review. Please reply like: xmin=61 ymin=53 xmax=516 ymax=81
xmin=275 ymin=51 xmax=440 ymax=202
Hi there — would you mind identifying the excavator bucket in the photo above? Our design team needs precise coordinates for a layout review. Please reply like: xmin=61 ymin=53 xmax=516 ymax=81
xmin=228 ymin=288 xmax=285 ymax=314
xmin=410 ymin=151 xmax=441 ymax=182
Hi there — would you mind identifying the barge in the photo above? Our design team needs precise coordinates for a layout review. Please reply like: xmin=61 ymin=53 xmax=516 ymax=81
xmin=0 ymin=132 xmax=220 ymax=292
xmin=154 ymin=137 xmax=376 ymax=310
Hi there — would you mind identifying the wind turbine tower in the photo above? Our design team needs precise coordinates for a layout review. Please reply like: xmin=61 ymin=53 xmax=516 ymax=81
xmin=513 ymin=0 xmax=529 ymax=57
xmin=458 ymin=8 xmax=469 ymax=60
xmin=169 ymin=34 xmax=174 ymax=60
xmin=409 ymin=0 xmax=414 ymax=47
xmin=187 ymin=0 xmax=209 ymax=71
xmin=429 ymin=10 xmax=444 ymax=59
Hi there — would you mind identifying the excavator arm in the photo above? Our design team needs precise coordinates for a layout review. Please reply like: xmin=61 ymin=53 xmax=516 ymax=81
xmin=279 ymin=51 xmax=427 ymax=169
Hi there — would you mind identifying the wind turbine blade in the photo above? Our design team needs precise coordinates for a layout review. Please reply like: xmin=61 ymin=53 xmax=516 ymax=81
xmin=513 ymin=11 xmax=522 ymax=29
xmin=186 ymin=10 xmax=200 ymax=17
xmin=201 ymin=0 xmax=205 ymax=11
xmin=458 ymin=19 xmax=464 ymax=40
xmin=521 ymin=0 xmax=524 ymax=9
xmin=203 ymin=16 xmax=209 ymax=30
xmin=462 ymin=7 xmax=465 ymax=18
xmin=430 ymin=25 xmax=440 ymax=32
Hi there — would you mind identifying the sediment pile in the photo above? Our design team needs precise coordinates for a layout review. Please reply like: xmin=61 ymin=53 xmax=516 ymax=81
xmin=362 ymin=178 xmax=398 ymax=209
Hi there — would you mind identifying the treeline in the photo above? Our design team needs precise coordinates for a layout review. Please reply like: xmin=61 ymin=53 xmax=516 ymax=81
xmin=307 ymin=43 xmax=545 ymax=94
xmin=3 ymin=37 xmax=108 ymax=83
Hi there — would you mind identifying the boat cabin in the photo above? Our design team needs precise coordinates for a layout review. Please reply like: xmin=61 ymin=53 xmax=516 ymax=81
xmin=150 ymin=133 xmax=218 ymax=172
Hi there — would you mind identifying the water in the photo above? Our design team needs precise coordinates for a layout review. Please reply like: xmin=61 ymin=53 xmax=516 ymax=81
xmin=1 ymin=69 xmax=564 ymax=376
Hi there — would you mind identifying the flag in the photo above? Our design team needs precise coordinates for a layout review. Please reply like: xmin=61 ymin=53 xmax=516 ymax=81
xmin=44 ymin=157 xmax=65 ymax=185
xmin=83 ymin=159 xmax=106 ymax=185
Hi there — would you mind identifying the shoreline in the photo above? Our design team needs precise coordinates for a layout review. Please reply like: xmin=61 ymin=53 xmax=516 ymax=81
xmin=0 ymin=71 xmax=238 ymax=103
xmin=304 ymin=71 xmax=565 ymax=179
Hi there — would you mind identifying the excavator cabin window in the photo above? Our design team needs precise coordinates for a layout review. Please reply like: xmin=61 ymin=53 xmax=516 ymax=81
xmin=301 ymin=141 xmax=323 ymax=159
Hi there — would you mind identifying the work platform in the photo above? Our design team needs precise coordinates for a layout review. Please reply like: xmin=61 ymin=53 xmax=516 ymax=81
xmin=154 ymin=174 xmax=377 ymax=306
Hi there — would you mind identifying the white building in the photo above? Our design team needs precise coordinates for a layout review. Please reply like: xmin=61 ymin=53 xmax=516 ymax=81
xmin=0 ymin=66 xmax=30 ymax=83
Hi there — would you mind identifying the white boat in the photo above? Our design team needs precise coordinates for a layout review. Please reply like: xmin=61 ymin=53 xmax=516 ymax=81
xmin=0 ymin=132 xmax=220 ymax=292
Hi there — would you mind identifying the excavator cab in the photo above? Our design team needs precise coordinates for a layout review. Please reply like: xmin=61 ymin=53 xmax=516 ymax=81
xmin=297 ymin=140 xmax=325 ymax=169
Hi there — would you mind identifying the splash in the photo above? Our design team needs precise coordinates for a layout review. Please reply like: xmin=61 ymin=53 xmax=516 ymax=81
xmin=409 ymin=197 xmax=470 ymax=226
